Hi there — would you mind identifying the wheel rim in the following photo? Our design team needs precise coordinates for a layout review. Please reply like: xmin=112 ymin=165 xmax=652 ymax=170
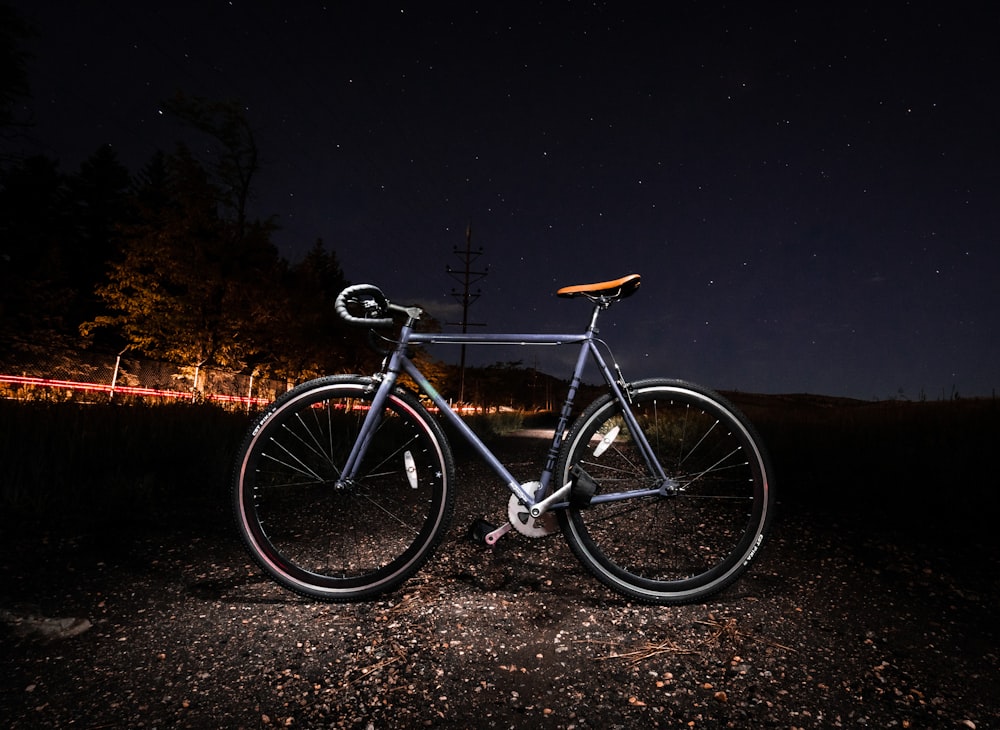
xmin=237 ymin=384 xmax=449 ymax=597
xmin=563 ymin=386 xmax=769 ymax=599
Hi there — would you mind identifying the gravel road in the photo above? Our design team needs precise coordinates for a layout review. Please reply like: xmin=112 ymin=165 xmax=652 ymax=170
xmin=2 ymin=438 xmax=997 ymax=729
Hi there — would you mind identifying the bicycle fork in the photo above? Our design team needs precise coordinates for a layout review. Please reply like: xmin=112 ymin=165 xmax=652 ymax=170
xmin=335 ymin=370 xmax=397 ymax=490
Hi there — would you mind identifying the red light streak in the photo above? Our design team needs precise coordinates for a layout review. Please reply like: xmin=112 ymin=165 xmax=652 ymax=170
xmin=0 ymin=374 xmax=272 ymax=407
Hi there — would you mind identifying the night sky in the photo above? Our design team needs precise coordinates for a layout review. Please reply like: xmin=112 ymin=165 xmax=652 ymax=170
xmin=8 ymin=2 xmax=999 ymax=399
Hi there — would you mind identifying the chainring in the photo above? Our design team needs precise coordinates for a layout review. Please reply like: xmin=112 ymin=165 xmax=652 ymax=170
xmin=508 ymin=481 xmax=559 ymax=538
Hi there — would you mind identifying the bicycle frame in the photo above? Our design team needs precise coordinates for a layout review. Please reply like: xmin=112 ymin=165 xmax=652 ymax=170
xmin=339 ymin=302 xmax=670 ymax=513
xmin=236 ymin=273 xmax=773 ymax=604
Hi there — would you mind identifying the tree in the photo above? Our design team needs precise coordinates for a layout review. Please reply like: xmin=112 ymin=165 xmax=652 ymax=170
xmin=261 ymin=239 xmax=386 ymax=381
xmin=161 ymin=93 xmax=260 ymax=234
xmin=0 ymin=3 xmax=33 ymax=155
xmin=64 ymin=145 xmax=131 ymax=326
xmin=83 ymin=147 xmax=282 ymax=370
xmin=84 ymin=95 xmax=284 ymax=371
xmin=0 ymin=154 xmax=72 ymax=339
xmin=1 ymin=146 xmax=130 ymax=344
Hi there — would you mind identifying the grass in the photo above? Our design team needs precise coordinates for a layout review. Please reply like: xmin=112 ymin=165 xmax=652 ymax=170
xmin=0 ymin=399 xmax=251 ymax=525
xmin=1 ymin=396 xmax=997 ymax=540
xmin=730 ymin=394 xmax=999 ymax=537
xmin=458 ymin=410 xmax=526 ymax=438
xmin=0 ymin=401 xmax=532 ymax=522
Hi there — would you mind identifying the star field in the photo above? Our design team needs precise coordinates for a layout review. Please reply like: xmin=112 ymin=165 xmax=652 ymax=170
xmin=7 ymin=2 xmax=999 ymax=399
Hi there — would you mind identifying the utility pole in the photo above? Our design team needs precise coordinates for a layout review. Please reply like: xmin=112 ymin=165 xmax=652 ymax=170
xmin=446 ymin=225 xmax=488 ymax=404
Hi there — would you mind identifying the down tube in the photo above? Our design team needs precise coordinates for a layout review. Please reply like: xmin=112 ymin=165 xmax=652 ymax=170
xmin=400 ymin=357 xmax=535 ymax=506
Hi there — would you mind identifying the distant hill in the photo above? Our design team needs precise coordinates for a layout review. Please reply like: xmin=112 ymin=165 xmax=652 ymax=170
xmin=722 ymin=391 xmax=871 ymax=411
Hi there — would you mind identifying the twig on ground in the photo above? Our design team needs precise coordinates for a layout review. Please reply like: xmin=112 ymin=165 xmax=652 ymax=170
xmin=591 ymin=616 xmax=798 ymax=664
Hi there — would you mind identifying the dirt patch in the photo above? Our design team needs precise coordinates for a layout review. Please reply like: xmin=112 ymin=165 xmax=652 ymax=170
xmin=2 ymin=439 xmax=998 ymax=729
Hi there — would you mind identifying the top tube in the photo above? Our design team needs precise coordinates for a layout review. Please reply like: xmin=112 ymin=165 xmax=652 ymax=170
xmin=408 ymin=332 xmax=589 ymax=346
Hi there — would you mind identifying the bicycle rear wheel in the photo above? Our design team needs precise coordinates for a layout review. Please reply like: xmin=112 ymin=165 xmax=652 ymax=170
xmin=555 ymin=379 xmax=773 ymax=605
xmin=233 ymin=375 xmax=455 ymax=601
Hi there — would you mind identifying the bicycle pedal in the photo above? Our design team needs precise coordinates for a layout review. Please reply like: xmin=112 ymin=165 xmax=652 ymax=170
xmin=467 ymin=518 xmax=498 ymax=546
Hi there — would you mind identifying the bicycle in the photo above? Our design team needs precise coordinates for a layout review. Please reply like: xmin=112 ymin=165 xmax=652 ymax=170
xmin=232 ymin=273 xmax=774 ymax=605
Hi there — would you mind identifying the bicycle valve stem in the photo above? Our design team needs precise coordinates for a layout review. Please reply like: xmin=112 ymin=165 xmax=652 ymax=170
xmin=529 ymin=481 xmax=573 ymax=518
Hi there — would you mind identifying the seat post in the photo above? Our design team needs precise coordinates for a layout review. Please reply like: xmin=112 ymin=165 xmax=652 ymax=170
xmin=587 ymin=300 xmax=605 ymax=332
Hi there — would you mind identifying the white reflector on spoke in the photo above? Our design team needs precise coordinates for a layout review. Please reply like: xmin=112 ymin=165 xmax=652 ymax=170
xmin=593 ymin=425 xmax=619 ymax=457
xmin=404 ymin=450 xmax=418 ymax=488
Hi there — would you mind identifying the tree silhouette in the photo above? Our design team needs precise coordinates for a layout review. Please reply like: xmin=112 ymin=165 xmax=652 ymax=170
xmin=83 ymin=147 xmax=281 ymax=370
xmin=0 ymin=3 xmax=33 ymax=151
xmin=161 ymin=93 xmax=261 ymax=235
xmin=64 ymin=145 xmax=131 ymax=326
xmin=257 ymin=240 xmax=366 ymax=380
xmin=1 ymin=147 xmax=129 ymax=345
xmin=0 ymin=154 xmax=73 ymax=340
xmin=1 ymin=74 xmax=416 ymax=387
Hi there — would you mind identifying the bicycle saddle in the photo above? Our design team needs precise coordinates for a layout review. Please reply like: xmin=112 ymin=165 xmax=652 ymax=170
xmin=556 ymin=273 xmax=641 ymax=300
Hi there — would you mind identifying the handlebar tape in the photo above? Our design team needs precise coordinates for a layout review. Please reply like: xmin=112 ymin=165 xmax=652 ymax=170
xmin=334 ymin=284 xmax=395 ymax=328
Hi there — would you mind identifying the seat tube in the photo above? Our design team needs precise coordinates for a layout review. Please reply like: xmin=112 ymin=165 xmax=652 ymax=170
xmin=539 ymin=311 xmax=601 ymax=491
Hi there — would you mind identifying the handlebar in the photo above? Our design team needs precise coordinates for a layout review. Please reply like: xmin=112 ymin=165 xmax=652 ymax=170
xmin=334 ymin=284 xmax=395 ymax=328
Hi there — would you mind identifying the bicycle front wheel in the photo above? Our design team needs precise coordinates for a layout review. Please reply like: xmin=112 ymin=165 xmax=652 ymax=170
xmin=555 ymin=379 xmax=774 ymax=605
xmin=233 ymin=375 xmax=455 ymax=601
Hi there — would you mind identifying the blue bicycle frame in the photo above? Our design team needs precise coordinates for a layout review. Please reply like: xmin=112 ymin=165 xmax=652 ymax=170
xmin=338 ymin=302 xmax=671 ymax=514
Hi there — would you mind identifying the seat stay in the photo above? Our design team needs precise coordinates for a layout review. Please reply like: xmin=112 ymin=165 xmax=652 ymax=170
xmin=584 ymin=339 xmax=670 ymax=485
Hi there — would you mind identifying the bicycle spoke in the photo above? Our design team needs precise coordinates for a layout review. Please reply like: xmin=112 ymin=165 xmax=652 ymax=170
xmin=557 ymin=380 xmax=773 ymax=604
xmin=264 ymin=430 xmax=328 ymax=483
xmin=234 ymin=377 xmax=454 ymax=601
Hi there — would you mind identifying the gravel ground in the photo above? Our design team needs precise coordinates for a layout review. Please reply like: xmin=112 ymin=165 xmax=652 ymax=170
xmin=2 ymin=437 xmax=998 ymax=729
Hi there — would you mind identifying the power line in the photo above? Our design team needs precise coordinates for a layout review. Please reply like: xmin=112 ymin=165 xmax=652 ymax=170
xmin=446 ymin=224 xmax=488 ymax=403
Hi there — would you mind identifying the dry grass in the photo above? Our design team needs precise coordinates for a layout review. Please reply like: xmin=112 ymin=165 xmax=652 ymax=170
xmin=2 ymin=394 xmax=996 ymax=539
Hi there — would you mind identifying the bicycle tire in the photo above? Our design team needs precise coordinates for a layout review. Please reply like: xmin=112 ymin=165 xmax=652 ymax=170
xmin=555 ymin=379 xmax=774 ymax=605
xmin=233 ymin=375 xmax=455 ymax=601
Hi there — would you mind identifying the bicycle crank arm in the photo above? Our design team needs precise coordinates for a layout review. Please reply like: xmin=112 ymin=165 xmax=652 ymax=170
xmin=529 ymin=482 xmax=572 ymax=518
xmin=484 ymin=522 xmax=513 ymax=545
